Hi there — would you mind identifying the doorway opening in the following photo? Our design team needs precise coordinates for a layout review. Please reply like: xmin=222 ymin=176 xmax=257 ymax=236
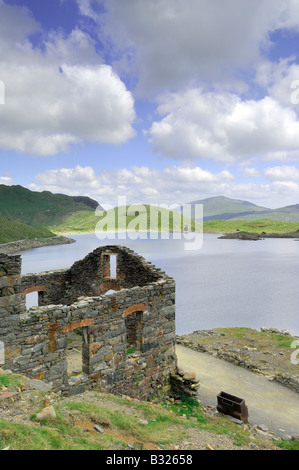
xmin=125 ymin=311 xmax=143 ymax=354
xmin=66 ymin=327 xmax=89 ymax=384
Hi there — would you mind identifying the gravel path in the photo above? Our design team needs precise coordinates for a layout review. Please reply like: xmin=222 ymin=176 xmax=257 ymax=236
xmin=176 ymin=344 xmax=299 ymax=439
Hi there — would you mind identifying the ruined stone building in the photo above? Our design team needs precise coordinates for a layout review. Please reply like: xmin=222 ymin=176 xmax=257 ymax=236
xmin=0 ymin=246 xmax=177 ymax=399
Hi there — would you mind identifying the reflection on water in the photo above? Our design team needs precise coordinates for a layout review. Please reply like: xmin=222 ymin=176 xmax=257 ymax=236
xmin=21 ymin=233 xmax=299 ymax=336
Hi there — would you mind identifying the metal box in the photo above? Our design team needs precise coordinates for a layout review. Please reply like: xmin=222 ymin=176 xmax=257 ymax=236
xmin=217 ymin=391 xmax=249 ymax=423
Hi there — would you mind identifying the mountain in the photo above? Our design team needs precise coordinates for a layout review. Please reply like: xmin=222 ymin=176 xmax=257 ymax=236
xmin=0 ymin=185 xmax=103 ymax=228
xmin=229 ymin=203 xmax=299 ymax=223
xmin=185 ymin=196 xmax=268 ymax=221
xmin=0 ymin=185 xmax=198 ymax=237
xmin=186 ymin=196 xmax=299 ymax=222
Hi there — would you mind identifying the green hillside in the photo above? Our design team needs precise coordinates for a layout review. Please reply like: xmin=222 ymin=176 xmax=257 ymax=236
xmin=50 ymin=205 xmax=200 ymax=234
xmin=0 ymin=185 xmax=101 ymax=228
xmin=48 ymin=210 xmax=100 ymax=233
xmin=204 ymin=219 xmax=299 ymax=235
xmin=2 ymin=185 xmax=299 ymax=240
xmin=0 ymin=215 xmax=55 ymax=244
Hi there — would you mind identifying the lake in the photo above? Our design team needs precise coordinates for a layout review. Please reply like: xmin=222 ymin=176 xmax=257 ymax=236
xmin=21 ymin=233 xmax=299 ymax=336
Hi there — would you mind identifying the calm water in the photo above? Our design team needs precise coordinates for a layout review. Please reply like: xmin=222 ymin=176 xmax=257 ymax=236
xmin=21 ymin=233 xmax=299 ymax=336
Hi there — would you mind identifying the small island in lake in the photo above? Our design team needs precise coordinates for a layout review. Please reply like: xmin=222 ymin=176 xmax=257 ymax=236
xmin=218 ymin=230 xmax=299 ymax=240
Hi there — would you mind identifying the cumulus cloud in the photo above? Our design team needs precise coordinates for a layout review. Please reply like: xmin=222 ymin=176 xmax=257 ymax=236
xmin=146 ymin=89 xmax=299 ymax=163
xmin=270 ymin=180 xmax=299 ymax=196
xmin=76 ymin=0 xmax=99 ymax=21
xmin=0 ymin=175 xmax=14 ymax=185
xmin=34 ymin=165 xmax=100 ymax=190
xmin=256 ymin=58 xmax=299 ymax=108
xmin=242 ymin=167 xmax=262 ymax=178
xmin=93 ymin=0 xmax=299 ymax=96
xmin=27 ymin=163 xmax=244 ymax=209
xmin=28 ymin=163 xmax=299 ymax=209
xmin=265 ymin=165 xmax=299 ymax=181
xmin=0 ymin=1 xmax=136 ymax=156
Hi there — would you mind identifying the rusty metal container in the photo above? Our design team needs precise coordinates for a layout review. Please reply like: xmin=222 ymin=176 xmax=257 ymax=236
xmin=217 ymin=391 xmax=248 ymax=423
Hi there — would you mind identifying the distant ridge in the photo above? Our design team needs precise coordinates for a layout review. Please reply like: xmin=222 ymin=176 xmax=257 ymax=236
xmin=186 ymin=196 xmax=299 ymax=222
xmin=71 ymin=195 xmax=99 ymax=210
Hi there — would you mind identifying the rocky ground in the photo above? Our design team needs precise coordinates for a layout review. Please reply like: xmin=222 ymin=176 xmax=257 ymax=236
xmin=176 ymin=327 xmax=299 ymax=394
xmin=0 ymin=369 xmax=285 ymax=451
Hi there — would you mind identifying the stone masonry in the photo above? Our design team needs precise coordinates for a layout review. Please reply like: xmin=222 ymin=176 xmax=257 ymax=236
xmin=0 ymin=246 xmax=177 ymax=400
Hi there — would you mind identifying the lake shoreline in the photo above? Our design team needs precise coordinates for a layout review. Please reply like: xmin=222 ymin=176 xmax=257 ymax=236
xmin=53 ymin=228 xmax=299 ymax=239
xmin=0 ymin=235 xmax=76 ymax=254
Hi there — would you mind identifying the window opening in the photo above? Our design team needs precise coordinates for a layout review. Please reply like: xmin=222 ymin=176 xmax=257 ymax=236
xmin=26 ymin=291 xmax=38 ymax=310
xmin=110 ymin=254 xmax=117 ymax=278
xmin=102 ymin=253 xmax=117 ymax=278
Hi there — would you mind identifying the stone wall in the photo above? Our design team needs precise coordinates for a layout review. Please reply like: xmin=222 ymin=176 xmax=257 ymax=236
xmin=21 ymin=246 xmax=162 ymax=306
xmin=0 ymin=254 xmax=25 ymax=341
xmin=0 ymin=246 xmax=177 ymax=400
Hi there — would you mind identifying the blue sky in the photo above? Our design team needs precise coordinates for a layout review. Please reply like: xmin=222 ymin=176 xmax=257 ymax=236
xmin=1 ymin=0 xmax=299 ymax=209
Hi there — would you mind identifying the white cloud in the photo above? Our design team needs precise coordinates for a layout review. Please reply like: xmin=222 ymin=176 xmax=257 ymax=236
xmin=255 ymin=58 xmax=299 ymax=108
xmin=44 ymin=27 xmax=101 ymax=64
xmin=271 ymin=180 xmax=299 ymax=194
xmin=243 ymin=167 xmax=261 ymax=178
xmin=94 ymin=0 xmax=299 ymax=96
xmin=0 ymin=175 xmax=14 ymax=185
xmin=76 ymin=0 xmax=99 ymax=21
xmin=265 ymin=165 xmax=299 ymax=181
xmin=34 ymin=165 xmax=100 ymax=189
xmin=0 ymin=2 xmax=136 ymax=156
xmin=29 ymin=164 xmax=238 ymax=208
xmin=29 ymin=163 xmax=299 ymax=209
xmin=146 ymin=89 xmax=299 ymax=163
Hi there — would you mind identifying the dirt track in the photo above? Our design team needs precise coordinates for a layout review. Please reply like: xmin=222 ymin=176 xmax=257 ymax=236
xmin=176 ymin=344 xmax=299 ymax=439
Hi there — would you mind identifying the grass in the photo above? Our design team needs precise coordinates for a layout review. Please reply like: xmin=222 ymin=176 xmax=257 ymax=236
xmin=0 ymin=418 xmax=105 ymax=450
xmin=51 ymin=205 xmax=200 ymax=234
xmin=0 ymin=215 xmax=55 ymax=244
xmin=277 ymin=440 xmax=299 ymax=451
xmin=49 ymin=210 xmax=101 ymax=233
xmin=0 ymin=384 xmax=267 ymax=450
xmin=0 ymin=184 xmax=95 ymax=228
xmin=0 ymin=373 xmax=28 ymax=391
xmin=203 ymin=219 xmax=299 ymax=234
xmin=62 ymin=399 xmax=187 ymax=446
xmin=216 ymin=327 xmax=296 ymax=349
xmin=162 ymin=395 xmax=207 ymax=424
